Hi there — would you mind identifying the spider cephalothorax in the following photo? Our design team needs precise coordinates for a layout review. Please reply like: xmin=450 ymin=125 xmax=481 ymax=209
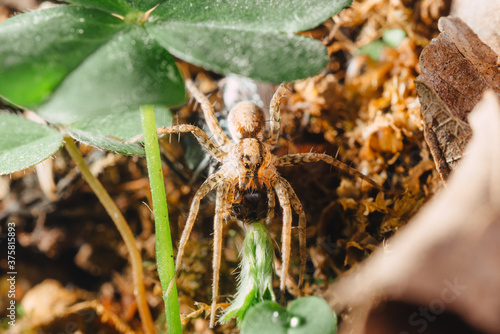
xmin=130 ymin=79 xmax=384 ymax=327
xmin=225 ymin=138 xmax=273 ymax=191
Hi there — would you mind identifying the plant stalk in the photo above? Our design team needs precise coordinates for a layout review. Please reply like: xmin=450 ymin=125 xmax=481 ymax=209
xmin=64 ymin=136 xmax=155 ymax=334
xmin=139 ymin=105 xmax=181 ymax=333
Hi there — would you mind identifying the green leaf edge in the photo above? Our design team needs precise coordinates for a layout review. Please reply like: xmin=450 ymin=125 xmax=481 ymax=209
xmin=240 ymin=301 xmax=287 ymax=334
xmin=150 ymin=0 xmax=353 ymax=34
xmin=240 ymin=297 xmax=337 ymax=334
xmin=147 ymin=22 xmax=328 ymax=83
xmin=66 ymin=128 xmax=145 ymax=156
xmin=64 ymin=105 xmax=173 ymax=156
xmin=0 ymin=113 xmax=63 ymax=175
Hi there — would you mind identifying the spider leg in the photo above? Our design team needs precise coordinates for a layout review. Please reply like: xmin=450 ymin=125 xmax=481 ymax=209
xmin=165 ymin=171 xmax=223 ymax=296
xmin=276 ymin=153 xmax=384 ymax=191
xmin=225 ymin=180 xmax=238 ymax=218
xmin=210 ymin=181 xmax=231 ymax=328
xmin=279 ymin=177 xmax=307 ymax=290
xmin=126 ymin=124 xmax=226 ymax=161
xmin=266 ymin=186 xmax=276 ymax=225
xmin=274 ymin=177 xmax=293 ymax=302
xmin=266 ymin=83 xmax=288 ymax=147
xmin=273 ymin=255 xmax=300 ymax=297
xmin=185 ymin=79 xmax=232 ymax=150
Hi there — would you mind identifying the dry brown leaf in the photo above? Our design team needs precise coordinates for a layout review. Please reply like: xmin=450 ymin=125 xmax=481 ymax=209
xmin=416 ymin=16 xmax=500 ymax=180
xmin=326 ymin=91 xmax=500 ymax=334
xmin=15 ymin=279 xmax=136 ymax=334
xmin=416 ymin=81 xmax=472 ymax=179
xmin=451 ymin=0 xmax=500 ymax=56
xmin=1 ymin=0 xmax=38 ymax=11
xmin=21 ymin=279 xmax=82 ymax=326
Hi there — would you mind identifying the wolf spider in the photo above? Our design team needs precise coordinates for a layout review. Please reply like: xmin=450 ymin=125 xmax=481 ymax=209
xmin=131 ymin=79 xmax=383 ymax=327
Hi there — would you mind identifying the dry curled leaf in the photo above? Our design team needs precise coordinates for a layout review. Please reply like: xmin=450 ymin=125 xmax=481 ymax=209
xmin=20 ymin=279 xmax=83 ymax=326
xmin=326 ymin=91 xmax=500 ymax=334
xmin=416 ymin=81 xmax=472 ymax=180
xmin=15 ymin=279 xmax=135 ymax=334
xmin=451 ymin=0 xmax=500 ymax=56
xmin=416 ymin=16 xmax=500 ymax=180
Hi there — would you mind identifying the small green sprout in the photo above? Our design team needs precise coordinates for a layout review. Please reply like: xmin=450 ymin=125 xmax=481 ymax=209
xmin=382 ymin=28 xmax=407 ymax=48
xmin=357 ymin=28 xmax=407 ymax=61
xmin=221 ymin=222 xmax=275 ymax=324
xmin=222 ymin=222 xmax=337 ymax=334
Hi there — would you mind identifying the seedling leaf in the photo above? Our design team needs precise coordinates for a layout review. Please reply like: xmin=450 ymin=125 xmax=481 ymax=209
xmin=240 ymin=297 xmax=337 ymax=334
xmin=146 ymin=0 xmax=353 ymax=82
xmin=67 ymin=0 xmax=169 ymax=16
xmin=64 ymin=1 xmax=132 ymax=16
xmin=147 ymin=23 xmax=328 ymax=83
xmin=0 ymin=113 xmax=63 ymax=175
xmin=151 ymin=0 xmax=352 ymax=33
xmin=0 ymin=6 xmax=125 ymax=108
xmin=287 ymin=297 xmax=337 ymax=334
xmin=37 ymin=26 xmax=184 ymax=125
xmin=0 ymin=0 xmax=351 ymax=122
xmin=0 ymin=6 xmax=185 ymax=125
xmin=357 ymin=40 xmax=385 ymax=62
xmin=382 ymin=28 xmax=406 ymax=48
xmin=240 ymin=301 xmax=288 ymax=334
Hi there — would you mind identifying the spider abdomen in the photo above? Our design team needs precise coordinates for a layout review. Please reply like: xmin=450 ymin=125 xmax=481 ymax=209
xmin=227 ymin=101 xmax=266 ymax=142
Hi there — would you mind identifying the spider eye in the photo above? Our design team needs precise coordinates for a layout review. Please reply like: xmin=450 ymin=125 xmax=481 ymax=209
xmin=244 ymin=163 xmax=250 ymax=169
xmin=256 ymin=163 xmax=261 ymax=168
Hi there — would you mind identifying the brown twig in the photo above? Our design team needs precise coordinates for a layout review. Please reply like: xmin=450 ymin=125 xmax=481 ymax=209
xmin=64 ymin=136 xmax=155 ymax=334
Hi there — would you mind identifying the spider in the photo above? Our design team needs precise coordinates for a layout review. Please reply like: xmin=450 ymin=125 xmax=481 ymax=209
xmin=130 ymin=79 xmax=383 ymax=327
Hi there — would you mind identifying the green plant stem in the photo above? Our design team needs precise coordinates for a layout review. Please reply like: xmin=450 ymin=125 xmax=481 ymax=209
xmin=139 ymin=105 xmax=181 ymax=334
xmin=64 ymin=136 xmax=155 ymax=334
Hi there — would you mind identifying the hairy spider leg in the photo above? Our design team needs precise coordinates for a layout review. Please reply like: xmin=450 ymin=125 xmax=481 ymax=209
xmin=281 ymin=178 xmax=307 ymax=289
xmin=274 ymin=177 xmax=293 ymax=302
xmin=273 ymin=253 xmax=300 ymax=297
xmin=165 ymin=172 xmax=224 ymax=296
xmin=266 ymin=83 xmax=288 ymax=147
xmin=185 ymin=79 xmax=232 ymax=151
xmin=210 ymin=182 xmax=231 ymax=327
xmin=276 ymin=153 xmax=384 ymax=191
xmin=225 ymin=180 xmax=238 ymax=217
xmin=266 ymin=187 xmax=276 ymax=225
xmin=126 ymin=124 xmax=227 ymax=161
